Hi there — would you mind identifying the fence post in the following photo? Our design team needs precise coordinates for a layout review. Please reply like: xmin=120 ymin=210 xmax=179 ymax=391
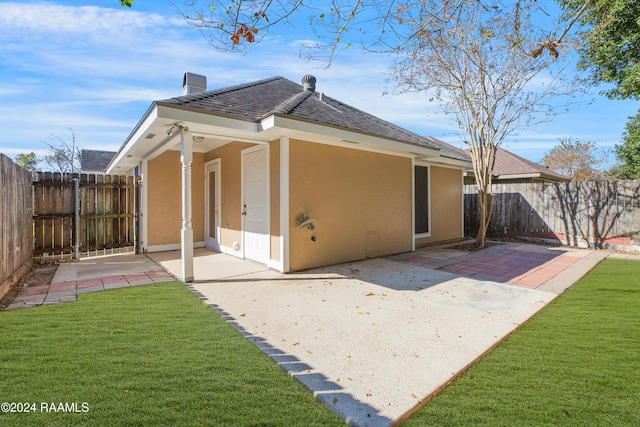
xmin=74 ymin=177 xmax=80 ymax=259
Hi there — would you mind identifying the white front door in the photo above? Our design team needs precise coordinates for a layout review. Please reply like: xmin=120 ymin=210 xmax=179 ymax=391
xmin=242 ymin=146 xmax=269 ymax=263
xmin=204 ymin=159 xmax=221 ymax=251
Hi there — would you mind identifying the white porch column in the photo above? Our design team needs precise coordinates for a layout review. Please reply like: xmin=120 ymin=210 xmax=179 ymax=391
xmin=180 ymin=127 xmax=194 ymax=283
xmin=280 ymin=136 xmax=290 ymax=272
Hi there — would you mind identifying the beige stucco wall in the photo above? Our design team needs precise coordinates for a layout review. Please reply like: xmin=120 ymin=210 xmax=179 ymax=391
xmin=145 ymin=141 xmax=464 ymax=268
xmin=288 ymin=140 xmax=413 ymax=271
xmin=146 ymin=150 xmax=204 ymax=247
xmin=415 ymin=166 xmax=464 ymax=246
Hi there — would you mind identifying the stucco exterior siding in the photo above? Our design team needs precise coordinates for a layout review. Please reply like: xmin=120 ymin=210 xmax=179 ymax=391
xmin=146 ymin=150 xmax=205 ymax=247
xmin=288 ymin=140 xmax=412 ymax=271
xmin=415 ymin=166 xmax=464 ymax=246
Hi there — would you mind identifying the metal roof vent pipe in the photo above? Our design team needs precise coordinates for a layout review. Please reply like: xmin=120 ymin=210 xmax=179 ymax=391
xmin=302 ymin=75 xmax=316 ymax=92
xmin=182 ymin=72 xmax=207 ymax=95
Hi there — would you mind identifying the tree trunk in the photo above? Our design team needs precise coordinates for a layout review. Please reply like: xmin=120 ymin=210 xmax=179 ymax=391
xmin=475 ymin=187 xmax=493 ymax=248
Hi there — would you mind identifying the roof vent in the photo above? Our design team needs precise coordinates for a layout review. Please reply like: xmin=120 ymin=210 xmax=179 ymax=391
xmin=302 ymin=75 xmax=316 ymax=92
xmin=182 ymin=72 xmax=207 ymax=95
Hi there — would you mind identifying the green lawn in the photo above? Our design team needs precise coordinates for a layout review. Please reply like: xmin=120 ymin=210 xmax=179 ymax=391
xmin=0 ymin=282 xmax=342 ymax=426
xmin=3 ymin=259 xmax=639 ymax=426
xmin=405 ymin=258 xmax=640 ymax=426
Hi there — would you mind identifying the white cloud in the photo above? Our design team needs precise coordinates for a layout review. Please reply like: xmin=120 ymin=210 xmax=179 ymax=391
xmin=0 ymin=3 xmax=184 ymax=33
xmin=0 ymin=1 xmax=636 ymax=167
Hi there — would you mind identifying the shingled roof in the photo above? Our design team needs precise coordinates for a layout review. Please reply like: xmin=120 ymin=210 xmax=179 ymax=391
xmin=428 ymin=137 xmax=570 ymax=181
xmin=80 ymin=149 xmax=116 ymax=172
xmin=158 ymin=76 xmax=470 ymax=162
xmin=422 ymin=140 xmax=568 ymax=182
xmin=492 ymin=148 xmax=569 ymax=181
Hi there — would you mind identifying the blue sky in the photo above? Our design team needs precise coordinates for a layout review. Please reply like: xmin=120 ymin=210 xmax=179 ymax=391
xmin=1 ymin=0 xmax=638 ymax=166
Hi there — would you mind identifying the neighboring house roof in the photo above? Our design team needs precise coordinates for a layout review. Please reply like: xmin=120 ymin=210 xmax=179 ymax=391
xmin=492 ymin=148 xmax=569 ymax=182
xmin=108 ymin=75 xmax=472 ymax=173
xmin=81 ymin=149 xmax=116 ymax=172
xmin=429 ymin=140 xmax=569 ymax=182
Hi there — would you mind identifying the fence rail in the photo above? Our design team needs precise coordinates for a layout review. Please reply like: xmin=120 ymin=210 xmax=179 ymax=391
xmin=0 ymin=154 xmax=33 ymax=300
xmin=33 ymin=172 xmax=136 ymax=258
xmin=464 ymin=180 xmax=640 ymax=251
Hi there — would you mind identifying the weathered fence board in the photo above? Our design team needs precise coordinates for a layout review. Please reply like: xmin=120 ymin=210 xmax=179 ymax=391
xmin=465 ymin=180 xmax=640 ymax=251
xmin=33 ymin=172 xmax=136 ymax=258
xmin=0 ymin=154 xmax=33 ymax=300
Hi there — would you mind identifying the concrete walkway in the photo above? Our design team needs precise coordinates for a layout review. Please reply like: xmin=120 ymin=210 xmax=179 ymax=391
xmin=148 ymin=243 xmax=616 ymax=426
xmin=4 ymin=254 xmax=174 ymax=310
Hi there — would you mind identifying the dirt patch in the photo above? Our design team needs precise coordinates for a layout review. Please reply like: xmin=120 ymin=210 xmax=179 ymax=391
xmin=0 ymin=260 xmax=65 ymax=310
xmin=448 ymin=236 xmax=565 ymax=252
xmin=446 ymin=240 xmax=501 ymax=252
xmin=448 ymin=242 xmax=491 ymax=252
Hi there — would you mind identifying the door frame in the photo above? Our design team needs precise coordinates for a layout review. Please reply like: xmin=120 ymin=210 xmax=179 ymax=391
xmin=240 ymin=144 xmax=270 ymax=263
xmin=204 ymin=158 xmax=221 ymax=251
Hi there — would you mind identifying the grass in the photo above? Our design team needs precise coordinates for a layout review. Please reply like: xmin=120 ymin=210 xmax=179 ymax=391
xmin=405 ymin=258 xmax=640 ymax=426
xmin=0 ymin=282 xmax=343 ymax=426
xmin=3 ymin=259 xmax=639 ymax=426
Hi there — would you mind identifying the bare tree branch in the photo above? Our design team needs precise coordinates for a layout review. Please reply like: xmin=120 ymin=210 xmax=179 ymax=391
xmin=390 ymin=1 xmax=582 ymax=246
xmin=42 ymin=128 xmax=81 ymax=174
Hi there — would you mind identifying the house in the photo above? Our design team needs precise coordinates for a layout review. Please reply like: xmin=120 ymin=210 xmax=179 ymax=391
xmin=80 ymin=149 xmax=117 ymax=173
xmin=482 ymin=148 xmax=569 ymax=183
xmin=107 ymin=73 xmax=472 ymax=281
xmin=433 ymin=142 xmax=569 ymax=184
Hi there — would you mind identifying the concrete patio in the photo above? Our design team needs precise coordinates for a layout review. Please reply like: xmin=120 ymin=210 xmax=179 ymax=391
xmin=147 ymin=242 xmax=614 ymax=426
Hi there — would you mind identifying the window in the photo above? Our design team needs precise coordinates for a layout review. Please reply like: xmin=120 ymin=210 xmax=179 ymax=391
xmin=415 ymin=165 xmax=429 ymax=234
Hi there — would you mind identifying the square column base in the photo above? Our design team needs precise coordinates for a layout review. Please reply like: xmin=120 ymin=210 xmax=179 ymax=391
xmin=181 ymin=228 xmax=194 ymax=283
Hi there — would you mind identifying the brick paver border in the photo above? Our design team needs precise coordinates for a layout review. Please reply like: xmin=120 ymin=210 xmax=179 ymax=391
xmin=5 ymin=270 xmax=175 ymax=310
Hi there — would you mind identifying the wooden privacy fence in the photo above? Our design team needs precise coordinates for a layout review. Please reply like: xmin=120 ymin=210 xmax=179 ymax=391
xmin=465 ymin=180 xmax=640 ymax=251
xmin=0 ymin=154 xmax=34 ymax=300
xmin=33 ymin=172 xmax=137 ymax=258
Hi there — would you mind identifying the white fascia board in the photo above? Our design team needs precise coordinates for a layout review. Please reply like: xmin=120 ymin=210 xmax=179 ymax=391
xmin=108 ymin=104 xmax=266 ymax=174
xmin=262 ymin=115 xmax=441 ymax=158
xmin=107 ymin=106 xmax=159 ymax=174
xmin=496 ymin=173 xmax=541 ymax=180
xmin=260 ymin=115 xmax=276 ymax=131
xmin=156 ymin=104 xmax=260 ymax=133
xmin=423 ymin=157 xmax=473 ymax=169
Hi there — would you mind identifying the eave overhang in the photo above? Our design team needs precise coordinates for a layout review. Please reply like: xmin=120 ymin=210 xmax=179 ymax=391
xmin=262 ymin=114 xmax=442 ymax=160
xmin=108 ymin=104 xmax=469 ymax=173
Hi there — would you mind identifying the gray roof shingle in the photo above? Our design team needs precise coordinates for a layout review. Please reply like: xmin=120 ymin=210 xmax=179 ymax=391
xmin=493 ymin=148 xmax=568 ymax=180
xmin=428 ymin=140 xmax=569 ymax=181
xmin=81 ymin=149 xmax=116 ymax=172
xmin=158 ymin=76 xmax=471 ymax=162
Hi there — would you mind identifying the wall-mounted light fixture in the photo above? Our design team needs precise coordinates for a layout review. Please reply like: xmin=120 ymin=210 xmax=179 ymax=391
xmin=167 ymin=123 xmax=188 ymax=137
